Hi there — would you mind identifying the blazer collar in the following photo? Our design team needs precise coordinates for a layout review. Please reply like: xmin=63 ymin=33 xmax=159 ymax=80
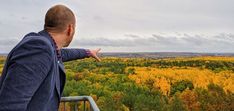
xmin=38 ymin=30 xmax=56 ymax=49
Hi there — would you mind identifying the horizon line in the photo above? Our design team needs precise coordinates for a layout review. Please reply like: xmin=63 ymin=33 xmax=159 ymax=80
xmin=1 ymin=51 xmax=234 ymax=55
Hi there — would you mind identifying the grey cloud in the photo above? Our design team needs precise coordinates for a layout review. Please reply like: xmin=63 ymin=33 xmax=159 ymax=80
xmin=70 ymin=33 xmax=234 ymax=52
xmin=124 ymin=34 xmax=141 ymax=38
xmin=1 ymin=33 xmax=234 ymax=53
xmin=181 ymin=34 xmax=207 ymax=46
xmin=0 ymin=38 xmax=19 ymax=46
xmin=93 ymin=16 xmax=105 ymax=22
xmin=213 ymin=33 xmax=234 ymax=42
xmin=72 ymin=37 xmax=135 ymax=47
xmin=0 ymin=38 xmax=19 ymax=53
xmin=152 ymin=34 xmax=181 ymax=45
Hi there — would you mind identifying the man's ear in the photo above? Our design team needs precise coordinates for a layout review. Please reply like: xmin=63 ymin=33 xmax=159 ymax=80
xmin=66 ymin=24 xmax=73 ymax=36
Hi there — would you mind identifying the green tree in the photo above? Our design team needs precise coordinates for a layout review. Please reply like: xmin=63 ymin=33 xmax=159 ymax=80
xmin=169 ymin=95 xmax=186 ymax=111
xmin=170 ymin=80 xmax=194 ymax=96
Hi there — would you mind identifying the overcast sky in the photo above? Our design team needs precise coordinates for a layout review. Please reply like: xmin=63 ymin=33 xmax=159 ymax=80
xmin=0 ymin=0 xmax=234 ymax=53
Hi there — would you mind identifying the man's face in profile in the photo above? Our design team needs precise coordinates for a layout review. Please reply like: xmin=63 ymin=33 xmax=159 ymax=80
xmin=64 ymin=24 xmax=76 ymax=47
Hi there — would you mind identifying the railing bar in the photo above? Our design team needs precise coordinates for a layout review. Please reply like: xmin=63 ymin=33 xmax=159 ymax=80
xmin=89 ymin=102 xmax=92 ymax=111
xmin=91 ymin=102 xmax=94 ymax=111
xmin=74 ymin=102 xmax=78 ymax=111
xmin=63 ymin=102 xmax=66 ymax=111
xmin=60 ymin=96 xmax=100 ymax=111
xmin=76 ymin=101 xmax=79 ymax=111
xmin=84 ymin=101 xmax=86 ymax=111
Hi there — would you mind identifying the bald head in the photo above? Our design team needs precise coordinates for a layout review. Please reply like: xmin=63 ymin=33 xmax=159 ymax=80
xmin=44 ymin=5 xmax=75 ymax=32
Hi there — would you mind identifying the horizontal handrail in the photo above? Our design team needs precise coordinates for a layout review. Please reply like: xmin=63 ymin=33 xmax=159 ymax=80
xmin=60 ymin=96 xmax=100 ymax=111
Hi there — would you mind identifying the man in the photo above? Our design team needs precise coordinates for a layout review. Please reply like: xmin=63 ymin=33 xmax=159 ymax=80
xmin=0 ymin=5 xmax=101 ymax=111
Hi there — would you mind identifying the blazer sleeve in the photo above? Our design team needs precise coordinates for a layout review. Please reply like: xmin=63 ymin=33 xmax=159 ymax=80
xmin=0 ymin=38 xmax=53 ymax=111
xmin=61 ymin=48 xmax=91 ymax=62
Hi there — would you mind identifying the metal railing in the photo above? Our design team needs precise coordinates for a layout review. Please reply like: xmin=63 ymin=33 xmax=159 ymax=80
xmin=60 ymin=96 xmax=100 ymax=111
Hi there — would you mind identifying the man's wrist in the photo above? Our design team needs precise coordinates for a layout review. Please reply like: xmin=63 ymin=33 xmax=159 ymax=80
xmin=85 ymin=49 xmax=92 ymax=58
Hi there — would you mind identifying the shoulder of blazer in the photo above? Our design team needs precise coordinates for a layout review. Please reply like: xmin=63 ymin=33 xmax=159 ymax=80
xmin=24 ymin=32 xmax=52 ymax=46
xmin=18 ymin=33 xmax=54 ymax=53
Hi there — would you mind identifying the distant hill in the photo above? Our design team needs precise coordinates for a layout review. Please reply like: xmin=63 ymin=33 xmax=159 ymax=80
xmin=100 ymin=52 xmax=234 ymax=58
xmin=0 ymin=53 xmax=7 ymax=56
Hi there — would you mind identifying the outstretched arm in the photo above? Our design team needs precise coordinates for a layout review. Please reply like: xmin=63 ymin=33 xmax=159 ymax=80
xmin=61 ymin=48 xmax=101 ymax=62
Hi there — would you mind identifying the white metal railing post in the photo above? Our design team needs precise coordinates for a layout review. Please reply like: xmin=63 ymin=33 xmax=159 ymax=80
xmin=60 ymin=96 xmax=100 ymax=111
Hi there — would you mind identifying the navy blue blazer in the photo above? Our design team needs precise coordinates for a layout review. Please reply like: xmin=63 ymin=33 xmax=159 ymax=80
xmin=0 ymin=30 xmax=89 ymax=111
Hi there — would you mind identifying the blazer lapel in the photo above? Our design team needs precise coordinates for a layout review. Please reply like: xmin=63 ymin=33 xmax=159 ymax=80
xmin=58 ymin=62 xmax=65 ymax=73
xmin=38 ymin=30 xmax=67 ymax=98
xmin=58 ymin=62 xmax=66 ymax=96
